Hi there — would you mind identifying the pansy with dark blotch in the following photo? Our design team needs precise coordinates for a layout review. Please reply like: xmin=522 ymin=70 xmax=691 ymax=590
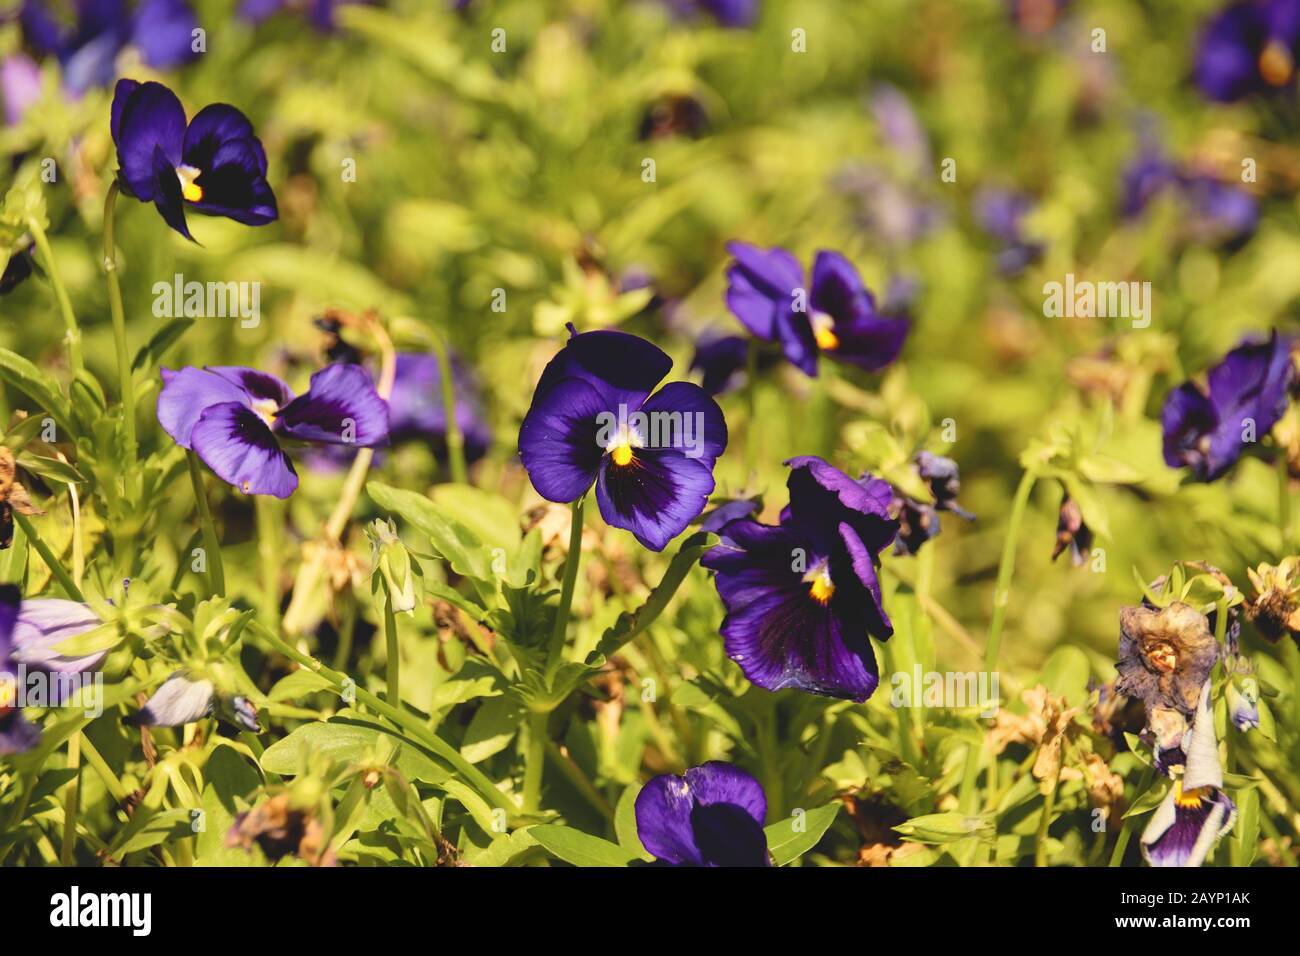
xmin=1194 ymin=0 xmax=1300 ymax=102
xmin=701 ymin=456 xmax=898 ymax=702
xmin=891 ymin=451 xmax=974 ymax=556
xmin=1141 ymin=685 xmax=1237 ymax=867
xmin=21 ymin=0 xmax=198 ymax=95
xmin=110 ymin=78 xmax=277 ymax=241
xmin=724 ymin=243 xmax=909 ymax=378
xmin=634 ymin=762 xmax=769 ymax=866
xmin=518 ymin=325 xmax=726 ymax=552
xmin=1161 ymin=331 xmax=1293 ymax=482
xmin=157 ymin=363 xmax=389 ymax=498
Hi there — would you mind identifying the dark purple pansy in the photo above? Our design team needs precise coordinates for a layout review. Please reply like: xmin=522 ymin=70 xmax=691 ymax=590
xmin=157 ymin=363 xmax=389 ymax=498
xmin=238 ymin=0 xmax=355 ymax=32
xmin=724 ymin=243 xmax=909 ymax=378
xmin=974 ymin=187 xmax=1045 ymax=277
xmin=110 ymin=78 xmax=277 ymax=241
xmin=699 ymin=496 xmax=761 ymax=533
xmin=518 ymin=325 xmax=727 ymax=552
xmin=891 ymin=452 xmax=974 ymax=556
xmin=22 ymin=0 xmax=198 ymax=95
xmin=1194 ymin=0 xmax=1300 ymax=102
xmin=1141 ymin=686 xmax=1237 ymax=867
xmin=634 ymin=762 xmax=769 ymax=866
xmin=701 ymin=456 xmax=898 ymax=702
xmin=1161 ymin=331 xmax=1293 ymax=482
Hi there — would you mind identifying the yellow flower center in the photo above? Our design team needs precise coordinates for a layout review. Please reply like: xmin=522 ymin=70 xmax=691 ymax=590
xmin=808 ymin=570 xmax=835 ymax=604
xmin=1260 ymin=40 xmax=1295 ymax=87
xmin=611 ymin=441 xmax=635 ymax=467
xmin=1174 ymin=781 xmax=1209 ymax=809
xmin=811 ymin=312 xmax=839 ymax=350
xmin=0 ymin=677 xmax=16 ymax=711
xmin=176 ymin=164 xmax=204 ymax=203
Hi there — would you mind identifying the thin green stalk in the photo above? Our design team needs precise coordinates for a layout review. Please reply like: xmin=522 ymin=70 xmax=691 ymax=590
xmin=429 ymin=333 xmax=467 ymax=485
xmin=255 ymin=495 xmax=280 ymax=628
xmin=758 ymin=707 xmax=783 ymax=823
xmin=12 ymin=510 xmax=83 ymax=601
xmin=384 ymin=591 xmax=400 ymax=706
xmin=1108 ymin=765 xmax=1155 ymax=867
xmin=26 ymin=216 xmax=83 ymax=374
xmin=103 ymin=182 xmax=135 ymax=463
xmin=60 ymin=732 xmax=81 ymax=865
xmin=522 ymin=711 xmax=548 ymax=813
xmin=1279 ymin=453 xmax=1294 ymax=556
xmin=79 ymin=733 xmax=128 ymax=804
xmin=187 ymin=450 xmax=226 ymax=595
xmin=544 ymin=496 xmax=586 ymax=681
xmin=545 ymin=741 xmax=615 ymax=822
xmin=248 ymin=621 xmax=516 ymax=813
xmin=984 ymin=468 xmax=1038 ymax=673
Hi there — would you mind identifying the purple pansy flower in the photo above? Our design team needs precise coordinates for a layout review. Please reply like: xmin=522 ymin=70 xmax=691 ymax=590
xmin=701 ymin=456 xmax=898 ymax=702
xmin=1195 ymin=0 xmax=1300 ymax=102
xmin=699 ymin=496 xmax=761 ymax=533
xmin=662 ymin=0 xmax=759 ymax=29
xmin=157 ymin=363 xmax=389 ymax=498
xmin=891 ymin=452 xmax=975 ymax=556
xmin=388 ymin=353 xmax=492 ymax=465
xmin=238 ymin=0 xmax=357 ymax=32
xmin=724 ymin=243 xmax=909 ymax=378
xmin=518 ymin=325 xmax=727 ymax=552
xmin=689 ymin=334 xmax=749 ymax=397
xmin=1141 ymin=686 xmax=1237 ymax=867
xmin=109 ymin=78 xmax=277 ymax=241
xmin=21 ymin=0 xmax=198 ymax=95
xmin=1161 ymin=331 xmax=1293 ymax=482
xmin=634 ymin=762 xmax=769 ymax=866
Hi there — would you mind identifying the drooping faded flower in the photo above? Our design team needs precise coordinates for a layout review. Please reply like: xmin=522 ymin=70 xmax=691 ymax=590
xmin=110 ymin=79 xmax=277 ymax=240
xmin=518 ymin=325 xmax=726 ymax=551
xmin=1246 ymin=557 xmax=1300 ymax=644
xmin=0 ymin=446 xmax=42 ymax=550
xmin=126 ymin=669 xmax=261 ymax=731
xmin=634 ymin=762 xmax=769 ymax=866
xmin=227 ymin=792 xmax=334 ymax=865
xmin=21 ymin=0 xmax=199 ymax=95
xmin=1116 ymin=602 xmax=1221 ymax=721
xmin=724 ymin=243 xmax=908 ymax=378
xmin=701 ymin=456 xmax=898 ymax=701
xmin=1141 ymin=686 xmax=1237 ymax=867
xmin=1050 ymin=495 xmax=1093 ymax=566
xmin=1161 ymin=331 xmax=1293 ymax=482
xmin=890 ymin=452 xmax=974 ymax=556
xmin=1194 ymin=0 xmax=1300 ymax=102
xmin=157 ymin=364 xmax=389 ymax=498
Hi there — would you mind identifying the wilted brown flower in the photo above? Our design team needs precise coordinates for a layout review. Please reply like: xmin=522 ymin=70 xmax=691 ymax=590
xmin=0 ymin=446 xmax=42 ymax=549
xmin=226 ymin=793 xmax=336 ymax=867
xmin=1116 ymin=603 xmax=1219 ymax=718
xmin=1051 ymin=495 xmax=1093 ymax=566
xmin=1246 ymin=558 xmax=1300 ymax=645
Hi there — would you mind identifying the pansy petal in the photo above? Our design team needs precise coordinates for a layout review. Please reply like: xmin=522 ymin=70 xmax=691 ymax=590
xmin=634 ymin=762 xmax=768 ymax=867
xmin=1141 ymin=787 xmax=1236 ymax=867
xmin=638 ymin=381 xmax=728 ymax=468
xmin=111 ymin=79 xmax=186 ymax=201
xmin=131 ymin=0 xmax=201 ymax=71
xmin=208 ymin=366 xmax=293 ymax=407
xmin=827 ymin=313 xmax=909 ymax=373
xmin=724 ymin=241 xmax=804 ymax=341
xmin=11 ymin=599 xmax=105 ymax=674
xmin=157 ymin=366 xmax=254 ymax=447
xmin=0 ymin=583 xmax=19 ymax=651
xmin=518 ymin=376 xmax=607 ymax=503
xmin=1160 ymin=382 xmax=1218 ymax=476
xmin=275 ymin=363 xmax=389 ymax=447
xmin=190 ymin=139 xmax=278 ymax=224
xmin=810 ymin=249 xmax=874 ymax=323
xmin=190 ymin=401 xmax=299 ymax=498
xmin=533 ymin=327 xmax=672 ymax=414
xmin=838 ymin=522 xmax=893 ymax=640
xmin=151 ymin=144 xmax=194 ymax=239
xmin=127 ymin=672 xmax=215 ymax=726
xmin=596 ymin=447 xmax=715 ymax=551
xmin=634 ymin=773 xmax=708 ymax=865
xmin=785 ymin=455 xmax=897 ymax=553
xmin=683 ymin=762 xmax=767 ymax=825
xmin=183 ymin=104 xmax=260 ymax=169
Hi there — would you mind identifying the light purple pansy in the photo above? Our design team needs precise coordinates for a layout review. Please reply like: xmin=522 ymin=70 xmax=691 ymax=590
xmin=634 ymin=762 xmax=769 ymax=866
xmin=157 ymin=363 xmax=390 ymax=498
xmin=518 ymin=325 xmax=727 ymax=552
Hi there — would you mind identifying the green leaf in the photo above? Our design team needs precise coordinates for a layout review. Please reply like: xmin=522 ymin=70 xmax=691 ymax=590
xmin=132 ymin=318 xmax=195 ymax=372
xmin=894 ymin=811 xmax=993 ymax=844
xmin=530 ymin=824 xmax=637 ymax=867
xmin=0 ymin=347 xmax=72 ymax=434
xmin=267 ymin=668 xmax=337 ymax=703
xmin=367 ymin=481 xmax=495 ymax=598
xmin=614 ymin=783 xmax=653 ymax=861
xmin=461 ymin=696 xmax=523 ymax=763
xmin=260 ymin=718 xmax=451 ymax=784
xmin=765 ymin=803 xmax=841 ymax=865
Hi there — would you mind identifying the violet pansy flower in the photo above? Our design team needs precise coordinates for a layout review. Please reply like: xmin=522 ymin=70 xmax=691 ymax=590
xmin=701 ymin=456 xmax=898 ymax=702
xmin=724 ymin=243 xmax=909 ymax=378
xmin=157 ymin=363 xmax=389 ymax=498
xmin=1194 ymin=0 xmax=1300 ymax=102
xmin=21 ymin=0 xmax=199 ymax=95
xmin=238 ymin=0 xmax=356 ymax=32
xmin=518 ymin=325 xmax=727 ymax=552
xmin=634 ymin=762 xmax=769 ymax=866
xmin=1161 ymin=331 xmax=1293 ymax=482
xmin=388 ymin=353 xmax=492 ymax=465
xmin=110 ymin=78 xmax=277 ymax=241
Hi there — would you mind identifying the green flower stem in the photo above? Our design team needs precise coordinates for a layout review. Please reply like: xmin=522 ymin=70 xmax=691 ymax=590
xmin=187 ymin=450 xmax=226 ymax=595
xmin=758 ymin=707 xmax=783 ymax=823
xmin=429 ymin=333 xmax=467 ymax=486
xmin=544 ymin=495 xmax=586 ymax=682
xmin=383 ymin=590 xmax=400 ymax=706
xmin=255 ymin=494 xmax=280 ymax=628
xmin=984 ymin=467 xmax=1038 ymax=674
xmin=545 ymin=740 xmax=614 ymax=822
xmin=1279 ymin=454 xmax=1293 ymax=556
xmin=60 ymin=731 xmax=81 ymax=865
xmin=1034 ymin=752 xmax=1062 ymax=867
xmin=102 ymin=182 xmax=135 ymax=464
xmin=12 ymin=510 xmax=83 ymax=601
xmin=1108 ymin=765 xmax=1155 ymax=867
xmin=248 ymin=620 xmax=517 ymax=813
xmin=25 ymin=216 xmax=83 ymax=374
xmin=522 ymin=711 xmax=548 ymax=814
xmin=79 ymin=732 xmax=128 ymax=804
